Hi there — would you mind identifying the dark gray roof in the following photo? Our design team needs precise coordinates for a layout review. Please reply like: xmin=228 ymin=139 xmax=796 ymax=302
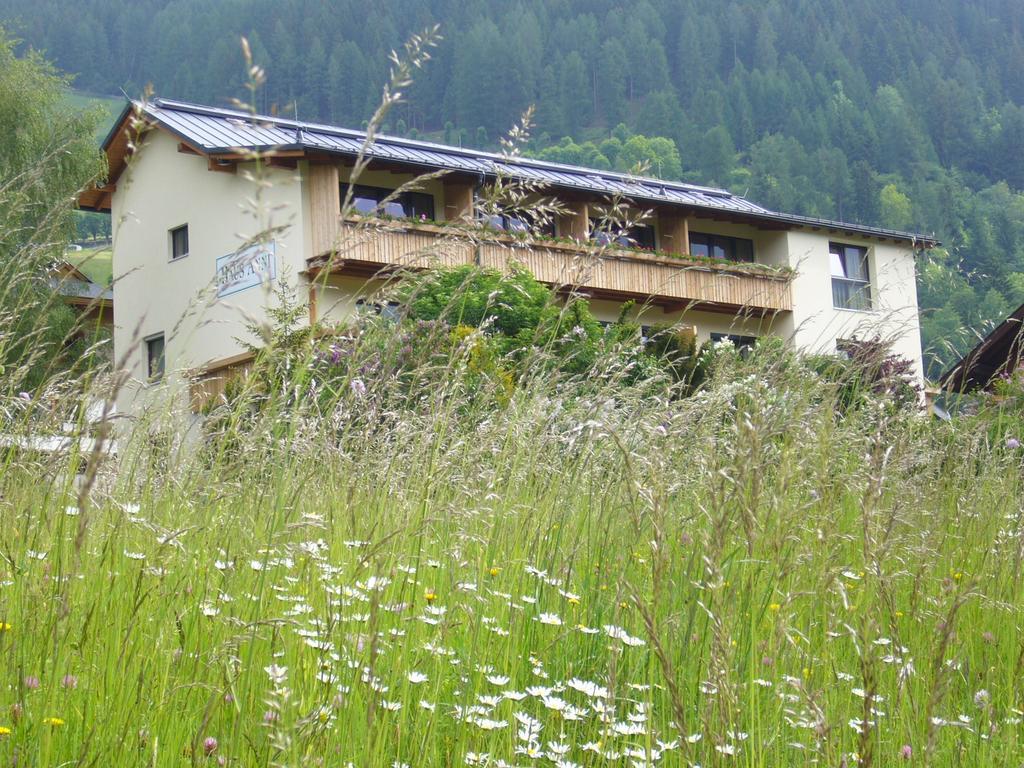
xmin=120 ymin=98 xmax=938 ymax=246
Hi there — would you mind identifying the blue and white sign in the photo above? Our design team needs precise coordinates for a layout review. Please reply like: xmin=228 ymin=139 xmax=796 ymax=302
xmin=216 ymin=242 xmax=277 ymax=298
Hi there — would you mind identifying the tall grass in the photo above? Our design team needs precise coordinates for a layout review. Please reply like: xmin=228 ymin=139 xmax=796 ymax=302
xmin=3 ymin=341 xmax=1024 ymax=767
xmin=4 ymin=32 xmax=1024 ymax=768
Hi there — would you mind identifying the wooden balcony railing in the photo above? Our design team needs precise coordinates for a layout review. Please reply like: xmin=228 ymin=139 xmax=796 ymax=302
xmin=308 ymin=220 xmax=793 ymax=315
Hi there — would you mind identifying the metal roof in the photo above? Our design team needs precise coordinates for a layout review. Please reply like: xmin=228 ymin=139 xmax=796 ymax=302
xmin=111 ymin=98 xmax=939 ymax=246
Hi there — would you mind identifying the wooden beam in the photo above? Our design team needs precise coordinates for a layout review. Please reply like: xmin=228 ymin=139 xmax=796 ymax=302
xmin=443 ymin=179 xmax=475 ymax=222
xmin=265 ymin=157 xmax=299 ymax=169
xmin=201 ymin=350 xmax=256 ymax=375
xmin=210 ymin=149 xmax=307 ymax=161
xmin=558 ymin=201 xmax=589 ymax=241
xmin=658 ymin=211 xmax=690 ymax=255
xmin=208 ymin=157 xmax=237 ymax=174
xmin=308 ymin=283 xmax=318 ymax=325
xmin=308 ymin=163 xmax=341 ymax=256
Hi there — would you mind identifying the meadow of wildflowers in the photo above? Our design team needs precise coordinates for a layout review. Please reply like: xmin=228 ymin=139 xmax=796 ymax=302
xmin=3 ymin=32 xmax=1023 ymax=768
xmin=2 ymin=343 xmax=1024 ymax=768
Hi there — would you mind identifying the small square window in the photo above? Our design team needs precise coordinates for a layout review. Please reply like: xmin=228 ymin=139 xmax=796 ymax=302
xmin=170 ymin=225 xmax=189 ymax=260
xmin=145 ymin=334 xmax=165 ymax=381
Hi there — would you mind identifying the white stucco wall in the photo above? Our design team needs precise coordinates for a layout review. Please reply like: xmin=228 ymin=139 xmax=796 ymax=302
xmin=110 ymin=130 xmax=307 ymax=415
xmin=783 ymin=231 xmax=923 ymax=380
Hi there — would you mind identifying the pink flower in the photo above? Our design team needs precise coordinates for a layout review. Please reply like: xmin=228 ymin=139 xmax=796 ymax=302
xmin=203 ymin=737 xmax=218 ymax=756
xmin=61 ymin=674 xmax=78 ymax=689
xmin=23 ymin=676 xmax=40 ymax=690
xmin=1006 ymin=437 xmax=1021 ymax=449
xmin=900 ymin=744 xmax=912 ymax=760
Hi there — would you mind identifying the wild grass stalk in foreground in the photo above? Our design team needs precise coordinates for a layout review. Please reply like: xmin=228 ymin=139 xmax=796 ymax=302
xmin=0 ymin=28 xmax=1016 ymax=768
xmin=2 ymin=343 xmax=1024 ymax=767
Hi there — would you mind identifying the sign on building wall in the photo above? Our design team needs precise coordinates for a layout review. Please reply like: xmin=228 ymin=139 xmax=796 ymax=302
xmin=215 ymin=242 xmax=277 ymax=298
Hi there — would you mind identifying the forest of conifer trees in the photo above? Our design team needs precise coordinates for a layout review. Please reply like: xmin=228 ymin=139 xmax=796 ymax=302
xmin=3 ymin=0 xmax=1024 ymax=375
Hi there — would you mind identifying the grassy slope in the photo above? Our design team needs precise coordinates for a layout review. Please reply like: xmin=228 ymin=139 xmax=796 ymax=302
xmin=63 ymin=89 xmax=123 ymax=141
xmin=66 ymin=246 xmax=112 ymax=285
xmin=1 ymin=346 xmax=1022 ymax=767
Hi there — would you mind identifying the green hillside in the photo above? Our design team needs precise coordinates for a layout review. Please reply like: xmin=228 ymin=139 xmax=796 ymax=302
xmin=67 ymin=245 xmax=112 ymax=285
xmin=11 ymin=0 xmax=1024 ymax=376
xmin=63 ymin=88 xmax=122 ymax=140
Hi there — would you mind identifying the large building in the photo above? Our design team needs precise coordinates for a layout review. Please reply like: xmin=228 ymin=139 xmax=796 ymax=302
xmin=79 ymin=99 xmax=937 ymax=415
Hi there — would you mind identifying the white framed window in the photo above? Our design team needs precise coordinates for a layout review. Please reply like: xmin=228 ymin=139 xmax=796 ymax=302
xmin=830 ymin=242 xmax=871 ymax=310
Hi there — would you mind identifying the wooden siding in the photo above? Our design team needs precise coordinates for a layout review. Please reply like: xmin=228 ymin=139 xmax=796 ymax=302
xmin=308 ymin=163 xmax=341 ymax=257
xmin=189 ymin=352 xmax=255 ymax=413
xmin=311 ymin=221 xmax=793 ymax=314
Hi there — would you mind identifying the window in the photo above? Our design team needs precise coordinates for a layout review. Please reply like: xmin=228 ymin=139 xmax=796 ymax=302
xmin=479 ymin=211 xmax=556 ymax=237
xmin=145 ymin=334 xmax=165 ymax=381
xmin=356 ymin=299 xmax=401 ymax=321
xmin=710 ymin=332 xmax=758 ymax=351
xmin=830 ymin=242 xmax=871 ymax=310
xmin=170 ymin=224 xmax=189 ymax=260
xmin=689 ymin=232 xmax=754 ymax=263
xmin=341 ymin=184 xmax=435 ymax=221
xmin=589 ymin=221 xmax=656 ymax=250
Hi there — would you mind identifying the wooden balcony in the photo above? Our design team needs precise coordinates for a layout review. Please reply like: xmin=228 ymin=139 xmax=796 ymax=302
xmin=307 ymin=219 xmax=793 ymax=315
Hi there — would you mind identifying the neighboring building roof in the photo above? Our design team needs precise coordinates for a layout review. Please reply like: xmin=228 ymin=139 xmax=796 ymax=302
xmin=49 ymin=260 xmax=113 ymax=303
xmin=940 ymin=303 xmax=1024 ymax=392
xmin=81 ymin=98 xmax=940 ymax=247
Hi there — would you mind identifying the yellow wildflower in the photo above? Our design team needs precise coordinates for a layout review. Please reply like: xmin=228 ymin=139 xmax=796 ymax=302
xmin=0 ymin=726 xmax=10 ymax=736
xmin=424 ymin=590 xmax=437 ymax=603
xmin=488 ymin=567 xmax=500 ymax=577
xmin=0 ymin=623 xmax=10 ymax=632
xmin=42 ymin=717 xmax=64 ymax=727
xmin=768 ymin=603 xmax=781 ymax=612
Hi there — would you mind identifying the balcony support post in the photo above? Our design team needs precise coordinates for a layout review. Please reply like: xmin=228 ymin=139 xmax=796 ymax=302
xmin=659 ymin=211 xmax=690 ymax=255
xmin=443 ymin=180 xmax=475 ymax=222
xmin=559 ymin=201 xmax=589 ymax=241
xmin=309 ymin=162 xmax=341 ymax=257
